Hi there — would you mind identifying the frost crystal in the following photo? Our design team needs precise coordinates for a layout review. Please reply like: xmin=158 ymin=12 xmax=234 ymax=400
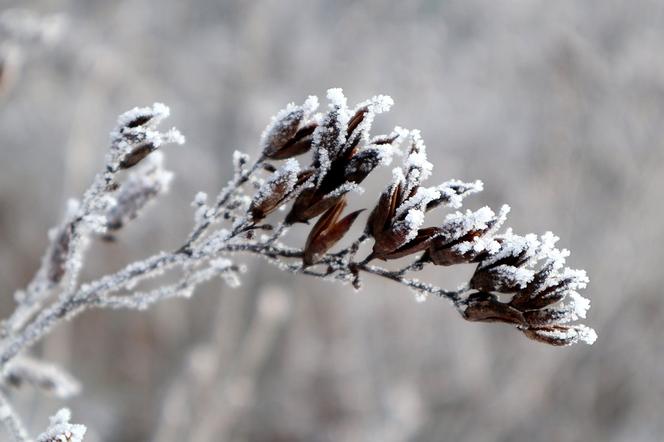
xmin=36 ymin=408 xmax=86 ymax=442
xmin=326 ymin=88 xmax=348 ymax=110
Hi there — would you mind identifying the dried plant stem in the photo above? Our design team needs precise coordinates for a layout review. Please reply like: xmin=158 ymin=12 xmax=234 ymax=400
xmin=0 ymin=89 xmax=595 ymax=440
xmin=179 ymin=154 xmax=266 ymax=253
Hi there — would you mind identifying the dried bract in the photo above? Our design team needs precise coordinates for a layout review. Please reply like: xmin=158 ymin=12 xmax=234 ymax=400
xmin=285 ymin=89 xmax=397 ymax=224
xmin=261 ymin=96 xmax=319 ymax=159
xmin=249 ymin=159 xmax=301 ymax=221
xmin=303 ymin=199 xmax=363 ymax=265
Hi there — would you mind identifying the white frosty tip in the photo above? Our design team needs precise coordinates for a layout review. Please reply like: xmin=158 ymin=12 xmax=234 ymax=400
xmin=303 ymin=95 xmax=319 ymax=114
xmin=568 ymin=291 xmax=591 ymax=319
xmin=326 ymin=88 xmax=347 ymax=109
xmin=36 ymin=408 xmax=86 ymax=442
xmin=116 ymin=102 xmax=170 ymax=128
xmin=193 ymin=191 xmax=208 ymax=206
xmin=578 ymin=325 xmax=598 ymax=345
xmin=365 ymin=94 xmax=394 ymax=114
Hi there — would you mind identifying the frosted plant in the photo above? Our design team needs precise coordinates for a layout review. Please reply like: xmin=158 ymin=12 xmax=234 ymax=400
xmin=0 ymin=89 xmax=595 ymax=439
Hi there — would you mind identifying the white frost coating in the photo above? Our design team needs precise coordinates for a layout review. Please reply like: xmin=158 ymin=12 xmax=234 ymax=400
xmin=232 ymin=150 xmax=250 ymax=176
xmin=567 ymin=291 xmax=591 ymax=319
xmin=443 ymin=206 xmax=497 ymax=251
xmin=252 ymin=159 xmax=300 ymax=208
xmin=447 ymin=206 xmax=495 ymax=229
xmin=370 ymin=94 xmax=394 ymax=113
xmin=387 ymin=126 xmax=411 ymax=156
xmin=259 ymin=95 xmax=319 ymax=154
xmin=326 ymin=182 xmax=365 ymax=199
xmin=404 ymin=130 xmax=433 ymax=182
xmin=326 ymin=88 xmax=347 ymax=109
xmin=65 ymin=199 xmax=80 ymax=219
xmin=452 ymin=204 xmax=509 ymax=255
xmin=193 ymin=191 xmax=208 ymax=207
xmin=391 ymin=167 xmax=405 ymax=185
xmin=104 ymin=152 xmax=174 ymax=231
xmin=537 ymin=231 xmax=570 ymax=271
xmin=36 ymin=408 xmax=86 ymax=442
xmin=489 ymin=204 xmax=510 ymax=235
xmin=576 ymin=325 xmax=598 ymax=345
xmin=561 ymin=268 xmax=589 ymax=289
xmin=534 ymin=325 xmax=597 ymax=345
xmin=280 ymin=158 xmax=301 ymax=175
xmin=162 ymin=127 xmax=186 ymax=145
xmin=112 ymin=103 xmax=185 ymax=147
xmin=107 ymin=102 xmax=185 ymax=177
xmin=311 ymin=90 xmax=354 ymax=183
xmin=115 ymin=102 xmax=170 ymax=131
xmin=435 ymin=179 xmax=484 ymax=209
xmin=414 ymin=290 xmax=428 ymax=303
xmin=402 ymin=209 xmax=426 ymax=243
xmin=395 ymin=186 xmax=440 ymax=219
xmin=492 ymin=264 xmax=535 ymax=289
xmin=303 ymin=95 xmax=319 ymax=115
xmin=348 ymin=94 xmax=395 ymax=146
xmin=478 ymin=230 xmax=539 ymax=269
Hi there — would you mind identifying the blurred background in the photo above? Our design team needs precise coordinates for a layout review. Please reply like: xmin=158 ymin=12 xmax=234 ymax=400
xmin=1 ymin=0 xmax=663 ymax=441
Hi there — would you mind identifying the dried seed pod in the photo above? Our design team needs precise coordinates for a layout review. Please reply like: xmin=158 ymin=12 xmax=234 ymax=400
xmin=118 ymin=143 xmax=157 ymax=170
xmin=521 ymin=325 xmax=597 ymax=346
xmin=268 ymin=122 xmax=318 ymax=160
xmin=344 ymin=147 xmax=389 ymax=184
xmin=261 ymin=96 xmax=319 ymax=160
xmin=522 ymin=306 xmax=576 ymax=327
xmin=426 ymin=205 xmax=509 ymax=266
xmin=468 ymin=232 xmax=539 ymax=293
xmin=346 ymin=105 xmax=369 ymax=138
xmin=110 ymin=103 xmax=184 ymax=170
xmin=510 ymin=269 xmax=586 ymax=310
xmin=379 ymin=227 xmax=442 ymax=260
xmin=106 ymin=153 xmax=173 ymax=231
xmin=367 ymin=184 xmax=440 ymax=260
xmin=303 ymin=199 xmax=364 ymax=265
xmin=262 ymin=108 xmax=305 ymax=158
xmin=461 ymin=292 xmax=525 ymax=325
xmin=249 ymin=159 xmax=300 ymax=221
xmin=312 ymin=106 xmax=346 ymax=176
xmin=367 ymin=181 xmax=401 ymax=238
xmin=470 ymin=265 xmax=535 ymax=293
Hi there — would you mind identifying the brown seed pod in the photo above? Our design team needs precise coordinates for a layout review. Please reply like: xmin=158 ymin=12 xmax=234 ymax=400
xmin=379 ymin=227 xmax=442 ymax=260
xmin=303 ymin=199 xmax=364 ymax=265
xmin=118 ymin=143 xmax=157 ymax=169
xmin=249 ymin=161 xmax=302 ymax=222
xmin=267 ymin=122 xmax=318 ymax=160
xmin=461 ymin=292 xmax=525 ymax=325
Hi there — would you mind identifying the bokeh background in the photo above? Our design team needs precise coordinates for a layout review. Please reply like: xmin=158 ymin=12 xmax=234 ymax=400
xmin=1 ymin=1 xmax=663 ymax=441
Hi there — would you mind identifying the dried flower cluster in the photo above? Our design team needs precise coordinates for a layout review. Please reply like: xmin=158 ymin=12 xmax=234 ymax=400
xmin=0 ymin=89 xmax=595 ymax=440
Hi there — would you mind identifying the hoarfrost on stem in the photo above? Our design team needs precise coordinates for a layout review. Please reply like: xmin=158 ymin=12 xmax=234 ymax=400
xmin=0 ymin=89 xmax=596 ymax=439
